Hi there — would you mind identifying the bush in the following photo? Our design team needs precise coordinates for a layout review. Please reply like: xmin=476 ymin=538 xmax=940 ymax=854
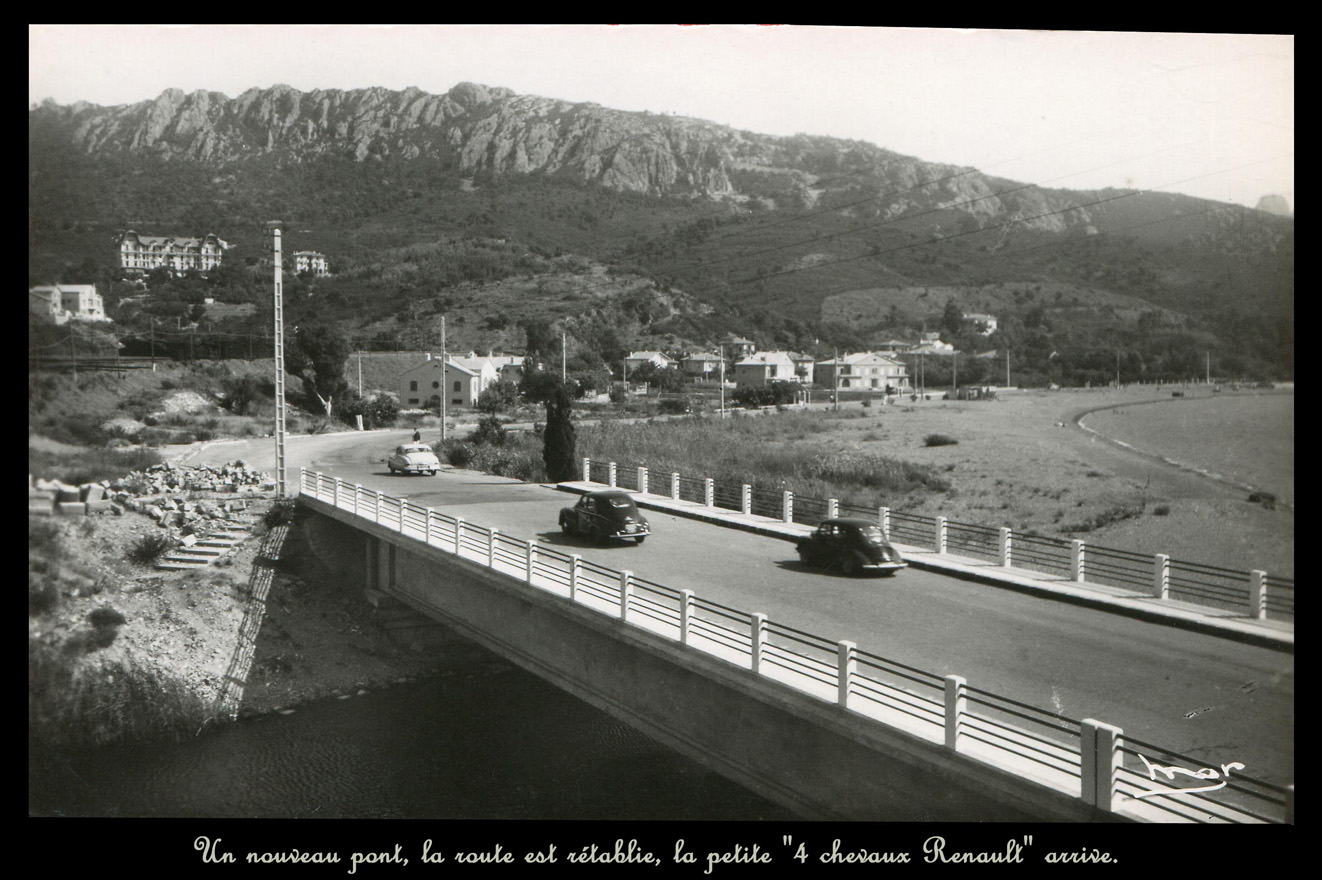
xmin=446 ymin=443 xmax=477 ymax=468
xmin=923 ymin=434 xmax=959 ymax=447
xmin=126 ymin=532 xmax=173 ymax=564
xmin=1152 ymin=505 xmax=1171 ymax=516
xmin=470 ymin=415 xmax=507 ymax=447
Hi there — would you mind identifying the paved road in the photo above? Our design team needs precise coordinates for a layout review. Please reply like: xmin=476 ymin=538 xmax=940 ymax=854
xmin=188 ymin=429 xmax=1295 ymax=786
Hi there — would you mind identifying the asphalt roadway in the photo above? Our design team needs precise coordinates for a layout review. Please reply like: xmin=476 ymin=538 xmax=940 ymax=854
xmin=182 ymin=428 xmax=1295 ymax=788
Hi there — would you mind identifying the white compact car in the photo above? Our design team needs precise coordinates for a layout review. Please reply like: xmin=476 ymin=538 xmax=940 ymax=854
xmin=387 ymin=443 xmax=442 ymax=475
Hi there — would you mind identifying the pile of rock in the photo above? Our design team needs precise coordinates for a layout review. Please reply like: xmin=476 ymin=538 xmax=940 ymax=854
xmin=104 ymin=461 xmax=275 ymax=531
xmin=29 ymin=478 xmax=114 ymax=517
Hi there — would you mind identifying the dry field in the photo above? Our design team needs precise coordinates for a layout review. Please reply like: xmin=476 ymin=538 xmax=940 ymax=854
xmin=827 ymin=385 xmax=1293 ymax=577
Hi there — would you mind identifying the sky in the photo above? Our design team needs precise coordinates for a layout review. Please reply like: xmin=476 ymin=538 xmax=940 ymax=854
xmin=29 ymin=25 xmax=1294 ymax=211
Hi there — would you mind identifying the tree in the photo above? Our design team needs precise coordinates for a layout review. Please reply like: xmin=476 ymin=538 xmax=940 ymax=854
xmin=542 ymin=385 xmax=578 ymax=482
xmin=286 ymin=324 xmax=351 ymax=419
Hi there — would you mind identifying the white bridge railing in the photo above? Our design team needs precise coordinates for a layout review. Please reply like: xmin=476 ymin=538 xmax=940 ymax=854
xmin=581 ymin=459 xmax=1294 ymax=621
xmin=299 ymin=468 xmax=1292 ymax=824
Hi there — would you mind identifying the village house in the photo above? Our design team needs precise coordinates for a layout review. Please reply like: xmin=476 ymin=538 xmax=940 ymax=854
xmin=814 ymin=352 xmax=911 ymax=393
xmin=720 ymin=335 xmax=757 ymax=359
xmin=680 ymin=351 xmax=724 ymax=381
xmin=732 ymin=350 xmax=813 ymax=388
xmin=292 ymin=251 xmax=331 ymax=276
xmin=963 ymin=313 xmax=998 ymax=335
xmin=397 ymin=352 xmax=528 ymax=409
xmin=624 ymin=351 xmax=676 ymax=373
xmin=29 ymin=284 xmax=110 ymax=324
xmin=119 ymin=231 xmax=229 ymax=275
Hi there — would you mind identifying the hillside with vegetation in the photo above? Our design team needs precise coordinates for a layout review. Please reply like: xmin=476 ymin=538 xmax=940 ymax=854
xmin=28 ymin=83 xmax=1294 ymax=387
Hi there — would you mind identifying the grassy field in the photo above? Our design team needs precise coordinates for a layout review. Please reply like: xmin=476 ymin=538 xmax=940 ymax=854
xmin=575 ymin=386 xmax=1294 ymax=577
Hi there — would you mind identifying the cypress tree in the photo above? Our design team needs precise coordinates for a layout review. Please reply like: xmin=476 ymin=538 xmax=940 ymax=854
xmin=543 ymin=385 xmax=578 ymax=482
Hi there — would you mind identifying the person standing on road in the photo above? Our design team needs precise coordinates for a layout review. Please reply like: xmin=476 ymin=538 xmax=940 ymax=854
xmin=412 ymin=429 xmax=421 ymax=442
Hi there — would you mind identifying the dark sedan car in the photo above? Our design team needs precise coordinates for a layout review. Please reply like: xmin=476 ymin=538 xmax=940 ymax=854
xmin=795 ymin=517 xmax=906 ymax=576
xmin=560 ymin=490 xmax=651 ymax=544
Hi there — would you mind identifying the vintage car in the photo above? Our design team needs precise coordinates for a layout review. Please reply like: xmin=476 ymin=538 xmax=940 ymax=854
xmin=387 ymin=443 xmax=442 ymax=475
xmin=795 ymin=517 xmax=906 ymax=576
xmin=559 ymin=490 xmax=650 ymax=544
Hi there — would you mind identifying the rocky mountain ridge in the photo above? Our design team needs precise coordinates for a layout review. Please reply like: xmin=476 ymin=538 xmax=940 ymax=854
xmin=32 ymin=82 xmax=1157 ymax=236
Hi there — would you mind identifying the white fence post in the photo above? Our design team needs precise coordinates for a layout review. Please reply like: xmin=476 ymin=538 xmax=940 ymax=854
xmin=638 ymin=466 xmax=648 ymax=495
xmin=453 ymin=517 xmax=464 ymax=554
xmin=373 ymin=490 xmax=381 ymax=523
xmin=936 ymin=516 xmax=947 ymax=553
xmin=837 ymin=641 xmax=856 ymax=707
xmin=568 ymin=554 xmax=580 ymax=601
xmin=487 ymin=528 xmax=498 ymax=568
xmin=1071 ymin=540 xmax=1086 ymax=582
xmin=783 ymin=490 xmax=794 ymax=523
xmin=742 ymin=484 xmax=752 ymax=515
xmin=828 ymin=498 xmax=839 ymax=519
xmin=1080 ymin=719 xmax=1122 ymax=812
xmin=425 ymin=508 xmax=433 ymax=545
xmin=608 ymin=461 xmax=617 ymax=487
xmin=878 ymin=506 xmax=890 ymax=540
xmin=1250 ymin=570 xmax=1267 ymax=619
xmin=999 ymin=527 xmax=1013 ymax=567
xmin=354 ymin=484 xmax=360 ymax=516
xmin=750 ymin=613 xmax=767 ymax=674
xmin=525 ymin=540 xmax=536 ymax=583
xmin=679 ymin=589 xmax=694 ymax=645
xmin=582 ymin=458 xmax=591 ymax=483
xmin=944 ymin=675 xmax=967 ymax=750
xmin=704 ymin=478 xmax=715 ymax=507
xmin=619 ymin=570 xmax=632 ymax=621
xmin=1153 ymin=553 xmax=1170 ymax=599
xmin=333 ymin=478 xmax=340 ymax=508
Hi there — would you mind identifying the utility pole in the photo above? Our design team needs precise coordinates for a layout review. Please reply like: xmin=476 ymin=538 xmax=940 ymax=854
xmin=953 ymin=351 xmax=958 ymax=394
xmin=440 ymin=315 xmax=448 ymax=446
xmin=833 ymin=349 xmax=840 ymax=411
xmin=1206 ymin=351 xmax=1211 ymax=385
xmin=1115 ymin=349 xmax=1120 ymax=389
xmin=562 ymin=332 xmax=567 ymax=383
xmin=150 ymin=319 xmax=156 ymax=367
xmin=358 ymin=350 xmax=363 ymax=396
xmin=268 ymin=221 xmax=288 ymax=497
xmin=1006 ymin=348 xmax=1010 ymax=389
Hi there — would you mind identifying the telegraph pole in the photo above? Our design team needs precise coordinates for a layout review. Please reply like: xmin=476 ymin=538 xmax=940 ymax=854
xmin=268 ymin=221 xmax=288 ymax=497
xmin=1006 ymin=348 xmax=1010 ymax=389
xmin=439 ymin=316 xmax=447 ymax=446
xmin=562 ymin=332 xmax=567 ymax=383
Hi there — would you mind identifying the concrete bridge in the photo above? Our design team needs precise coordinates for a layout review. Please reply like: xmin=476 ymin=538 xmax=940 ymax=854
xmin=296 ymin=470 xmax=1291 ymax=823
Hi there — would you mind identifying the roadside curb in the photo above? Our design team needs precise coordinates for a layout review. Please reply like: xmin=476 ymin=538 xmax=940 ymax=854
xmin=553 ymin=482 xmax=1292 ymax=653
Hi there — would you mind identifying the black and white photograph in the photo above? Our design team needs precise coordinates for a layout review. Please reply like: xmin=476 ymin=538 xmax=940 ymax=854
xmin=29 ymin=23 xmax=1292 ymax=865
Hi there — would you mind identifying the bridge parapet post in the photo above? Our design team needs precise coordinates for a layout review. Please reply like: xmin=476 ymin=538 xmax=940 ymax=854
xmin=679 ymin=590 xmax=694 ymax=645
xmin=750 ymin=613 xmax=767 ymax=674
xmin=878 ymin=506 xmax=889 ymax=540
xmin=1080 ymin=719 xmax=1123 ymax=812
xmin=608 ymin=461 xmax=617 ymax=487
xmin=783 ymin=491 xmax=793 ymax=523
xmin=741 ymin=484 xmax=752 ymax=515
xmin=1152 ymin=554 xmax=1170 ymax=599
xmin=525 ymin=540 xmax=537 ymax=584
xmin=583 ymin=458 xmax=591 ymax=483
xmin=487 ymin=528 xmax=498 ymax=569
xmin=372 ymin=489 xmax=382 ymax=523
xmin=828 ymin=498 xmax=839 ymax=519
xmin=333 ymin=478 xmax=340 ymax=508
xmin=353 ymin=484 xmax=361 ymax=516
xmin=638 ymin=466 xmax=648 ymax=495
xmin=619 ymin=570 xmax=633 ymax=621
xmin=999 ymin=527 xmax=1013 ymax=567
xmin=1071 ymin=540 xmax=1086 ymax=582
xmin=453 ymin=517 xmax=464 ymax=555
xmin=936 ymin=516 xmax=948 ymax=553
xmin=944 ymin=675 xmax=967 ymax=750
xmin=568 ymin=554 xmax=580 ymax=601
xmin=670 ymin=472 xmax=680 ymax=500
xmin=704 ymin=478 xmax=715 ymax=507
xmin=1250 ymin=570 xmax=1267 ymax=619
xmin=425 ymin=508 xmax=433 ymax=545
xmin=837 ymin=641 xmax=856 ymax=708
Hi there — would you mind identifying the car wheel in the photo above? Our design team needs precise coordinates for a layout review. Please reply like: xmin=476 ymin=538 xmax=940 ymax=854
xmin=560 ymin=517 xmax=572 ymax=536
xmin=842 ymin=554 xmax=859 ymax=576
xmin=798 ymin=548 xmax=813 ymax=566
xmin=634 ymin=536 xmax=646 ymax=545
xmin=388 ymin=465 xmax=397 ymax=474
